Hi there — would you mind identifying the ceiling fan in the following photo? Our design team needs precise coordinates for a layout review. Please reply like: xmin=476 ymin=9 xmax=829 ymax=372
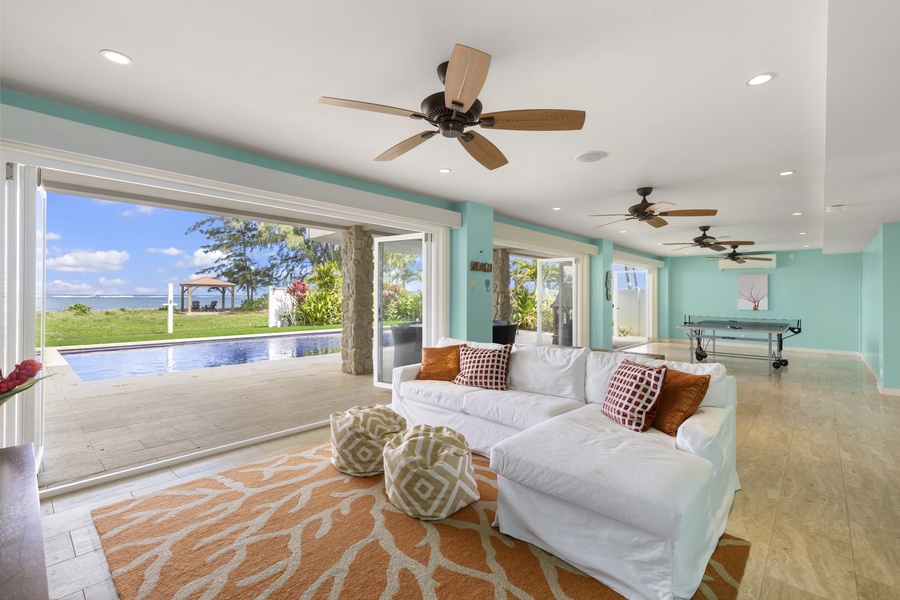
xmin=592 ymin=187 xmax=717 ymax=229
xmin=662 ymin=225 xmax=755 ymax=252
xmin=710 ymin=245 xmax=773 ymax=264
xmin=320 ymin=44 xmax=586 ymax=170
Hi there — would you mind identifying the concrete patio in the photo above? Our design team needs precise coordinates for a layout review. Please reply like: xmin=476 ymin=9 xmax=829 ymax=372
xmin=39 ymin=347 xmax=389 ymax=490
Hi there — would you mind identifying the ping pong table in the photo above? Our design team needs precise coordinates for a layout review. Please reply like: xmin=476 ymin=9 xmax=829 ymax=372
xmin=677 ymin=316 xmax=802 ymax=375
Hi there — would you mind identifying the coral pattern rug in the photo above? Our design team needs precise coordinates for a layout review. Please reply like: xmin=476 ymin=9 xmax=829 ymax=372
xmin=92 ymin=444 xmax=750 ymax=599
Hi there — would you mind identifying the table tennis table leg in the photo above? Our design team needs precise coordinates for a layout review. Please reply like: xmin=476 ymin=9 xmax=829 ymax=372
xmin=767 ymin=334 xmax=773 ymax=375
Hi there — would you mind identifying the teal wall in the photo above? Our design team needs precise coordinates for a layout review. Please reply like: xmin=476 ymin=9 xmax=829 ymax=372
xmin=449 ymin=202 xmax=494 ymax=342
xmin=883 ymin=223 xmax=900 ymax=389
xmin=666 ymin=250 xmax=861 ymax=352
xmin=589 ymin=239 xmax=614 ymax=349
xmin=860 ymin=227 xmax=884 ymax=383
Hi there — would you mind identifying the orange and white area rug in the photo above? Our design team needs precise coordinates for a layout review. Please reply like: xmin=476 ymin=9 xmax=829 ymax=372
xmin=92 ymin=444 xmax=750 ymax=599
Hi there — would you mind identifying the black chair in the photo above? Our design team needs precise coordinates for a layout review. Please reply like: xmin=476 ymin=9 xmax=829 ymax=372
xmin=492 ymin=323 xmax=518 ymax=344
xmin=391 ymin=324 xmax=423 ymax=367
xmin=190 ymin=300 xmax=200 ymax=312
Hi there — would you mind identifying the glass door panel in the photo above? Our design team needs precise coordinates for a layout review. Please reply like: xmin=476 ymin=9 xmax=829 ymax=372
xmin=374 ymin=234 xmax=425 ymax=385
xmin=612 ymin=264 xmax=650 ymax=349
xmin=536 ymin=258 xmax=575 ymax=346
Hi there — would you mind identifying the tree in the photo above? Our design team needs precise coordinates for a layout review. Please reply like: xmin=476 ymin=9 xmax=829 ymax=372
xmin=738 ymin=275 xmax=768 ymax=310
xmin=186 ymin=217 xmax=281 ymax=302
xmin=268 ymin=226 xmax=341 ymax=285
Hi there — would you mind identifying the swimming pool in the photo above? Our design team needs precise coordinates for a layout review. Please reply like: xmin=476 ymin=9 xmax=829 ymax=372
xmin=61 ymin=332 xmax=342 ymax=382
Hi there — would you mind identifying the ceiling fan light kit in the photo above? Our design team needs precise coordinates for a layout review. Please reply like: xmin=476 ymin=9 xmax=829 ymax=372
xmin=320 ymin=44 xmax=586 ymax=170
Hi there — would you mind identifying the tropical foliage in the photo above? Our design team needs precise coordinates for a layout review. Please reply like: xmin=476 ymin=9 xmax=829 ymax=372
xmin=382 ymin=251 xmax=422 ymax=323
xmin=291 ymin=261 xmax=343 ymax=326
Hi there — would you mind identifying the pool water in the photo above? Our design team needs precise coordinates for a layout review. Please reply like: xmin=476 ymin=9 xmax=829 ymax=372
xmin=61 ymin=332 xmax=342 ymax=382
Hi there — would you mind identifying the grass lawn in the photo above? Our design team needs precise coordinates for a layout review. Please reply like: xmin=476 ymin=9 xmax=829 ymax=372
xmin=43 ymin=308 xmax=341 ymax=347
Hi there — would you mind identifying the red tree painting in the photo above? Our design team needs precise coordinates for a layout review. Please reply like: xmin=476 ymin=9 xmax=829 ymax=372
xmin=738 ymin=274 xmax=768 ymax=310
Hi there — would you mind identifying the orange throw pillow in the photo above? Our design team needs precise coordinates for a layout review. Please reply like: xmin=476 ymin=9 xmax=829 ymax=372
xmin=652 ymin=368 xmax=711 ymax=436
xmin=416 ymin=345 xmax=461 ymax=381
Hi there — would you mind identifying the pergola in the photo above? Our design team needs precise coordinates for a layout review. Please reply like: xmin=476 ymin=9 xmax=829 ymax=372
xmin=180 ymin=276 xmax=236 ymax=313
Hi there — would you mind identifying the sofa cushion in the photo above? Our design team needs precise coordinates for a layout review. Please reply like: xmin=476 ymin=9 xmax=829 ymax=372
xmin=490 ymin=404 xmax=714 ymax=541
xmin=584 ymin=351 xmax=648 ymax=404
xmin=452 ymin=344 xmax=512 ymax=390
xmin=652 ymin=368 xmax=711 ymax=436
xmin=416 ymin=345 xmax=461 ymax=381
xmin=399 ymin=379 xmax=480 ymax=412
xmin=601 ymin=360 xmax=667 ymax=432
xmin=461 ymin=389 xmax=585 ymax=431
xmin=438 ymin=336 xmax=506 ymax=350
xmin=631 ymin=357 xmax=729 ymax=408
xmin=508 ymin=344 xmax=589 ymax=401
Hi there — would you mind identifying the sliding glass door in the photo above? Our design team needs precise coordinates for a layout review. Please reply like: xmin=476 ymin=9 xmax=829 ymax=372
xmin=536 ymin=258 xmax=576 ymax=346
xmin=374 ymin=234 xmax=428 ymax=385
xmin=612 ymin=263 xmax=651 ymax=348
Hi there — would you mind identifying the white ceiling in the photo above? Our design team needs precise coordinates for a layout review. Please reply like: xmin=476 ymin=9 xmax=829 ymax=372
xmin=2 ymin=0 xmax=898 ymax=257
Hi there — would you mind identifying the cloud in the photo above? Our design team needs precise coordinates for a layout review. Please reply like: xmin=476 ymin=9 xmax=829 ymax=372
xmin=121 ymin=205 xmax=157 ymax=217
xmin=46 ymin=232 xmax=61 ymax=240
xmin=46 ymin=279 xmax=96 ymax=294
xmin=99 ymin=277 xmax=128 ymax=287
xmin=177 ymin=249 xmax=224 ymax=269
xmin=147 ymin=246 xmax=183 ymax=256
xmin=135 ymin=286 xmax=157 ymax=293
xmin=46 ymin=249 xmax=130 ymax=273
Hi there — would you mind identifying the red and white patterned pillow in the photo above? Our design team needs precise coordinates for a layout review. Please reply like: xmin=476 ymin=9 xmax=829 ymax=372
xmin=452 ymin=344 xmax=512 ymax=390
xmin=602 ymin=360 xmax=667 ymax=432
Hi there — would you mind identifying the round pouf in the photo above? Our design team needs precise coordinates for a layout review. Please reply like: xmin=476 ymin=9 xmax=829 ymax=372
xmin=330 ymin=404 xmax=407 ymax=477
xmin=383 ymin=425 xmax=480 ymax=521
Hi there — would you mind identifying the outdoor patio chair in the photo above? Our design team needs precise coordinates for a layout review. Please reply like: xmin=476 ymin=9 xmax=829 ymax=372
xmin=190 ymin=300 xmax=200 ymax=311
xmin=204 ymin=300 xmax=218 ymax=312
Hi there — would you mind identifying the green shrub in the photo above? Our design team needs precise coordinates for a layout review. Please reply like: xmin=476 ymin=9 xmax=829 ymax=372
xmin=66 ymin=303 xmax=91 ymax=315
xmin=240 ymin=295 xmax=269 ymax=311
xmin=294 ymin=262 xmax=342 ymax=325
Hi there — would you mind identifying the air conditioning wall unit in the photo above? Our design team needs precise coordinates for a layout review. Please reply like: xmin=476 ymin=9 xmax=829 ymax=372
xmin=718 ymin=254 xmax=777 ymax=270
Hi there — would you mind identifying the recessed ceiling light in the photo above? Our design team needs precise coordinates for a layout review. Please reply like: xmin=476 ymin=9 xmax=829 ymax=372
xmin=618 ymin=230 xmax=627 ymax=234
xmin=747 ymin=72 xmax=776 ymax=86
xmin=575 ymin=151 xmax=609 ymax=163
xmin=803 ymin=245 xmax=810 ymax=248
xmin=552 ymin=207 xmax=561 ymax=211
xmin=780 ymin=170 xmax=795 ymax=176
xmin=792 ymin=212 xmax=803 ymax=216
xmin=799 ymin=232 xmax=807 ymax=235
xmin=438 ymin=168 xmax=451 ymax=174
xmin=100 ymin=49 xmax=132 ymax=65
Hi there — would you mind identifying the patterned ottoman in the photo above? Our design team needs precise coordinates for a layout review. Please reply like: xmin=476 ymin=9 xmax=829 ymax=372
xmin=330 ymin=404 xmax=407 ymax=476
xmin=383 ymin=425 xmax=480 ymax=520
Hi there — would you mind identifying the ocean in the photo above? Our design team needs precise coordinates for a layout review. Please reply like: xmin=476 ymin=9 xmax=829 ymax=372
xmin=42 ymin=295 xmax=250 ymax=312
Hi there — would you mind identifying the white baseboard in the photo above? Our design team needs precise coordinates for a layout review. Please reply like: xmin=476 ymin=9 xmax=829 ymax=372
xmin=859 ymin=354 xmax=900 ymax=396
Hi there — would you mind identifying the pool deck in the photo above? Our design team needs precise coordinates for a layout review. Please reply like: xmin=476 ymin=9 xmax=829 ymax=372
xmin=39 ymin=347 xmax=389 ymax=490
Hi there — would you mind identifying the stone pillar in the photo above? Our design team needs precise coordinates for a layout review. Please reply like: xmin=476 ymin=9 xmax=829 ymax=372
xmin=493 ymin=248 xmax=510 ymax=322
xmin=341 ymin=226 xmax=374 ymax=375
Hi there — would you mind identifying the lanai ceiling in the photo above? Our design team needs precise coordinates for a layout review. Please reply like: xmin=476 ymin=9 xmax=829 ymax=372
xmin=1 ymin=0 xmax=898 ymax=256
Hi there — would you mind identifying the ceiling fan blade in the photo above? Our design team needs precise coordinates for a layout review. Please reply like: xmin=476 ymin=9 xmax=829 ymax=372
xmin=458 ymin=131 xmax=508 ymax=170
xmin=445 ymin=44 xmax=491 ymax=113
xmin=662 ymin=242 xmax=694 ymax=246
xmin=743 ymin=257 xmax=772 ymax=261
xmin=648 ymin=216 xmax=668 ymax=228
xmin=589 ymin=213 xmax=630 ymax=217
xmin=658 ymin=209 xmax=718 ymax=217
xmin=593 ymin=217 xmax=634 ymax=229
xmin=709 ymin=244 xmax=727 ymax=252
xmin=726 ymin=241 xmax=755 ymax=246
xmin=479 ymin=109 xmax=586 ymax=131
xmin=374 ymin=131 xmax=438 ymax=161
xmin=319 ymin=97 xmax=425 ymax=119
xmin=645 ymin=201 xmax=675 ymax=213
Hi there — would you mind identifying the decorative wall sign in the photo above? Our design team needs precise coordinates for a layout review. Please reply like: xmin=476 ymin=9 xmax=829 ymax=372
xmin=738 ymin=274 xmax=768 ymax=310
xmin=470 ymin=250 xmax=492 ymax=272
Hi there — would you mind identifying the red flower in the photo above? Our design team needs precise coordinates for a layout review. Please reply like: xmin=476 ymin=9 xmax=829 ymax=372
xmin=0 ymin=360 xmax=49 ymax=405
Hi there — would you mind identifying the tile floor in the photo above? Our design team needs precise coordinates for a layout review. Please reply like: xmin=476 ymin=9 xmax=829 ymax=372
xmin=39 ymin=342 xmax=900 ymax=599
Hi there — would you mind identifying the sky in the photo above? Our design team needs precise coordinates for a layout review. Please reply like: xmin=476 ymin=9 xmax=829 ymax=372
xmin=44 ymin=193 xmax=244 ymax=296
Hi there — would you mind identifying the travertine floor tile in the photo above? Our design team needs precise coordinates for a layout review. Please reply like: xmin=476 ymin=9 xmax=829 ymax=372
xmin=849 ymin=521 xmax=900 ymax=589
xmin=765 ymin=524 xmax=857 ymax=600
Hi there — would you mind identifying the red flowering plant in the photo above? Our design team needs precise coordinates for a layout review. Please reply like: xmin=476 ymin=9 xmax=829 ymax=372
xmin=0 ymin=359 xmax=50 ymax=408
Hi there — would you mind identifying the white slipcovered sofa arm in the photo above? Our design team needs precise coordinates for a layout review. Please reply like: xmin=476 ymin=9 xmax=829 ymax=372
xmin=391 ymin=363 xmax=422 ymax=414
xmin=675 ymin=408 xmax=727 ymax=472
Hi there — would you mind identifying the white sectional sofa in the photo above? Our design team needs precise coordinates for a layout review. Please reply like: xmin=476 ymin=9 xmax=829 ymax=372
xmin=391 ymin=338 xmax=739 ymax=600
